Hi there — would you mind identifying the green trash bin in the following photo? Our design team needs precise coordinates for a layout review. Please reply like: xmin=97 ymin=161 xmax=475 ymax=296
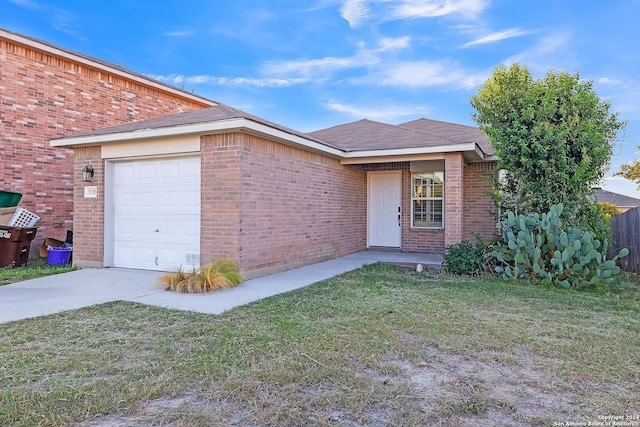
xmin=0 ymin=190 xmax=22 ymax=208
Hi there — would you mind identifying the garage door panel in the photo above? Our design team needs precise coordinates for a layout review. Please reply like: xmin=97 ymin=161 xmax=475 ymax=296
xmin=158 ymin=192 xmax=199 ymax=212
xmin=114 ymin=244 xmax=157 ymax=270
xmin=156 ymin=245 xmax=199 ymax=271
xmin=113 ymin=157 xmax=200 ymax=271
xmin=156 ymin=215 xmax=199 ymax=240
xmin=137 ymin=191 xmax=159 ymax=209
xmin=137 ymin=162 xmax=158 ymax=180
xmin=159 ymin=160 xmax=181 ymax=178
xmin=115 ymin=163 xmax=135 ymax=183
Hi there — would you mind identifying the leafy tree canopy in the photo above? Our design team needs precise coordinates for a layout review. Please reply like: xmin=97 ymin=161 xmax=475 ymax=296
xmin=616 ymin=160 xmax=640 ymax=187
xmin=471 ymin=64 xmax=626 ymax=235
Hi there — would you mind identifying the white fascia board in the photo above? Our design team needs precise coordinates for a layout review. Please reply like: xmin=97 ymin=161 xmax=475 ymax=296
xmin=51 ymin=118 xmax=345 ymax=158
xmin=342 ymin=143 xmax=483 ymax=161
xmin=1 ymin=30 xmax=213 ymax=107
xmin=50 ymin=119 xmax=245 ymax=146
xmin=240 ymin=120 xmax=344 ymax=158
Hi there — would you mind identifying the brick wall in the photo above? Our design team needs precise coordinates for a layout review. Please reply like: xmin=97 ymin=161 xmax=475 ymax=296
xmin=463 ymin=161 xmax=498 ymax=243
xmin=0 ymin=36 xmax=209 ymax=255
xmin=201 ymin=132 xmax=367 ymax=279
xmin=444 ymin=153 xmax=464 ymax=247
xmin=200 ymin=133 xmax=243 ymax=264
xmin=72 ymin=146 xmax=104 ymax=266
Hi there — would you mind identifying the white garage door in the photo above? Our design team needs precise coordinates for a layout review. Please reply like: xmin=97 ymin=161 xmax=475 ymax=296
xmin=113 ymin=157 xmax=200 ymax=271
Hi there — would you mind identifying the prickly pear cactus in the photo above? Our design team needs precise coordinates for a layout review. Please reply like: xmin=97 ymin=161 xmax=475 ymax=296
xmin=493 ymin=204 xmax=629 ymax=288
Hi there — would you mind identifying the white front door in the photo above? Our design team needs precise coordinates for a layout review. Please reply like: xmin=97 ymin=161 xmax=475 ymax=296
xmin=112 ymin=157 xmax=200 ymax=271
xmin=368 ymin=171 xmax=402 ymax=247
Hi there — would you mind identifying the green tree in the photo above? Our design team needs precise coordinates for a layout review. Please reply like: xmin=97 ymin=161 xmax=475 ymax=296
xmin=470 ymin=64 xmax=626 ymax=237
xmin=616 ymin=159 xmax=640 ymax=186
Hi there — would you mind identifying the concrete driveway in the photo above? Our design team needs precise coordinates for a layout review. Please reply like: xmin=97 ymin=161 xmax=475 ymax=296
xmin=0 ymin=251 xmax=442 ymax=324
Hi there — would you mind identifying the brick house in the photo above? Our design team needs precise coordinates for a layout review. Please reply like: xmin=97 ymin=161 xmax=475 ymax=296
xmin=0 ymin=28 xmax=213 ymax=253
xmin=52 ymin=104 xmax=498 ymax=279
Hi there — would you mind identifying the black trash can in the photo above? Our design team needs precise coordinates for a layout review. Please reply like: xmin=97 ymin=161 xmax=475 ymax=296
xmin=0 ymin=225 xmax=38 ymax=267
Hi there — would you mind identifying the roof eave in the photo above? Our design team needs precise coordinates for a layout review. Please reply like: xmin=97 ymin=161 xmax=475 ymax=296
xmin=340 ymin=143 xmax=486 ymax=164
xmin=50 ymin=118 xmax=345 ymax=159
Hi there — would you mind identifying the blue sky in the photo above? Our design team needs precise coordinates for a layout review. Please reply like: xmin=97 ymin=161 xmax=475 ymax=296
xmin=3 ymin=0 xmax=640 ymax=197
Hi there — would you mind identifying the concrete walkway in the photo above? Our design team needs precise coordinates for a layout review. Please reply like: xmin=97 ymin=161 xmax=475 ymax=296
xmin=0 ymin=251 xmax=442 ymax=324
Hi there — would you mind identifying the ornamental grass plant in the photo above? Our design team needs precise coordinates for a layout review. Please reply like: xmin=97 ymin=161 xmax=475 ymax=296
xmin=157 ymin=259 xmax=242 ymax=293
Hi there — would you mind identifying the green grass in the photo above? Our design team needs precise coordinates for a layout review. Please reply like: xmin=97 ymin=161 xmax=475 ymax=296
xmin=0 ymin=259 xmax=75 ymax=286
xmin=0 ymin=263 xmax=639 ymax=426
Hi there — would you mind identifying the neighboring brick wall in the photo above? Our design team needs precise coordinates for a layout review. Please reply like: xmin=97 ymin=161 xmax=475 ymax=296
xmin=0 ymin=36 xmax=209 ymax=255
xmin=463 ymin=161 xmax=498 ymax=243
xmin=201 ymin=132 xmax=367 ymax=279
xmin=72 ymin=146 xmax=104 ymax=267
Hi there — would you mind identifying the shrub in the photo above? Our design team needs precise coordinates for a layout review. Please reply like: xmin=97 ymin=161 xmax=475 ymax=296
xmin=493 ymin=204 xmax=628 ymax=289
xmin=444 ymin=234 xmax=488 ymax=276
xmin=599 ymin=201 xmax=620 ymax=221
xmin=158 ymin=259 xmax=243 ymax=293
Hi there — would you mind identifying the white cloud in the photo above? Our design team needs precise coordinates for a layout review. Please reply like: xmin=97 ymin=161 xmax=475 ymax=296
xmin=263 ymin=54 xmax=378 ymax=77
xmin=148 ymin=74 xmax=308 ymax=88
xmin=338 ymin=0 xmax=489 ymax=28
xmin=164 ymin=30 xmax=194 ymax=37
xmin=461 ymin=28 xmax=531 ymax=48
xmin=8 ymin=0 xmax=39 ymax=8
xmin=262 ymin=37 xmax=409 ymax=79
xmin=357 ymin=60 xmax=487 ymax=89
xmin=598 ymin=77 xmax=623 ymax=85
xmin=340 ymin=0 xmax=371 ymax=27
xmin=390 ymin=0 xmax=488 ymax=20
xmin=503 ymin=31 xmax=572 ymax=72
xmin=327 ymin=101 xmax=429 ymax=120
xmin=375 ymin=36 xmax=411 ymax=51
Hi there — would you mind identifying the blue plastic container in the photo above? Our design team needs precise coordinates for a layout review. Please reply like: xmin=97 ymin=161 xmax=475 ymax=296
xmin=47 ymin=247 xmax=72 ymax=265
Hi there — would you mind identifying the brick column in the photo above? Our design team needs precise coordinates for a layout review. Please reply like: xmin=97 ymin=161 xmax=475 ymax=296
xmin=200 ymin=133 xmax=243 ymax=267
xmin=73 ymin=146 xmax=104 ymax=268
xmin=444 ymin=153 xmax=464 ymax=246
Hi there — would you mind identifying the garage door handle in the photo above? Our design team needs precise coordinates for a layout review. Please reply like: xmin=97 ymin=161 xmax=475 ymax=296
xmin=154 ymin=229 xmax=159 ymax=233
xmin=155 ymin=257 xmax=159 ymax=266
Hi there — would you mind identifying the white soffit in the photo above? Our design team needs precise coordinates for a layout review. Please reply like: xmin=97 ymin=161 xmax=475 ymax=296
xmin=340 ymin=143 xmax=484 ymax=164
xmin=101 ymin=135 xmax=201 ymax=159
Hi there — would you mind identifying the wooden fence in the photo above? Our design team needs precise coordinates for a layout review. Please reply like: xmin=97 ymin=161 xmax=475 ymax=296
xmin=610 ymin=206 xmax=640 ymax=273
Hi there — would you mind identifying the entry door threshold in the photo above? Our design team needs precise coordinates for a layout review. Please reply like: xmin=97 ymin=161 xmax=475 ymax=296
xmin=367 ymin=246 xmax=402 ymax=252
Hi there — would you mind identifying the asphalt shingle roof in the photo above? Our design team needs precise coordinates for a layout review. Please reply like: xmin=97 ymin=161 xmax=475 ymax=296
xmin=399 ymin=118 xmax=493 ymax=156
xmin=56 ymin=92 xmax=491 ymax=156
xmin=307 ymin=118 xmax=491 ymax=154
xmin=307 ymin=119 xmax=460 ymax=152
xmin=595 ymin=189 xmax=640 ymax=207
xmin=62 ymin=104 xmax=334 ymax=147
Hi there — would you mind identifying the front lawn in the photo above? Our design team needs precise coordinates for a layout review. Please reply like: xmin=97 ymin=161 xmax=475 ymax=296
xmin=0 ymin=259 xmax=75 ymax=286
xmin=0 ymin=263 xmax=638 ymax=426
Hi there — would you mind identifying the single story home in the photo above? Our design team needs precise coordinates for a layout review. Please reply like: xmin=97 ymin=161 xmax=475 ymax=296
xmin=51 ymin=103 xmax=498 ymax=279
xmin=595 ymin=189 xmax=640 ymax=213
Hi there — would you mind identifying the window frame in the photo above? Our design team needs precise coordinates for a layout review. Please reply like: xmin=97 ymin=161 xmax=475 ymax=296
xmin=411 ymin=171 xmax=444 ymax=229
